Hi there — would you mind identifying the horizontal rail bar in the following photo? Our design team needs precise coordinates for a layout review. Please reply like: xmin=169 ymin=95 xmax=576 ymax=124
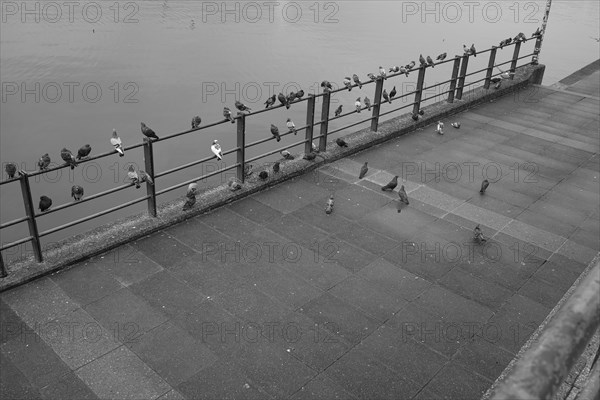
xmin=0 ymin=216 xmax=29 ymax=230
xmin=246 ymin=138 xmax=311 ymax=164
xmin=0 ymin=236 xmax=33 ymax=252
xmin=490 ymin=260 xmax=600 ymax=400
xmin=39 ymin=195 xmax=150 ymax=237
xmin=327 ymin=117 xmax=374 ymax=136
xmin=155 ymin=163 xmax=239 ymax=197
xmin=378 ymin=102 xmax=416 ymax=119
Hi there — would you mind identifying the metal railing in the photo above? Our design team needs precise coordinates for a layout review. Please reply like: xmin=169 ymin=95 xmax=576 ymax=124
xmin=0 ymin=35 xmax=539 ymax=274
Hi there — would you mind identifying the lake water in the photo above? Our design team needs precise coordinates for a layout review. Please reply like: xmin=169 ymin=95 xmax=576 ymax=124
xmin=1 ymin=0 xmax=599 ymax=258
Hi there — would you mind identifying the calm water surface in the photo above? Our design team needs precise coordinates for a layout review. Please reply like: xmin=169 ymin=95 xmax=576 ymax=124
xmin=1 ymin=0 xmax=599 ymax=256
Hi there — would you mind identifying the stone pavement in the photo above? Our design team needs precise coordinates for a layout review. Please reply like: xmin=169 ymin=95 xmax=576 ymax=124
xmin=1 ymin=65 xmax=599 ymax=399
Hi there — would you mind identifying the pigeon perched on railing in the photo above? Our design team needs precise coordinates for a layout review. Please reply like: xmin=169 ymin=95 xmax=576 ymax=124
xmin=406 ymin=61 xmax=416 ymax=70
xmin=355 ymin=97 xmax=362 ymax=113
xmin=286 ymin=118 xmax=297 ymax=135
xmin=399 ymin=66 xmax=409 ymax=77
xmin=5 ymin=162 xmax=17 ymax=179
xmin=532 ymin=27 xmax=541 ymax=37
xmin=61 ymin=148 xmax=78 ymax=169
xmin=295 ymin=90 xmax=305 ymax=100
xmin=265 ymin=94 xmax=276 ymax=108
xmin=382 ymin=89 xmax=391 ymax=104
xmin=389 ymin=86 xmax=397 ymax=101
xmin=378 ymin=66 xmax=387 ymax=80
xmin=367 ymin=73 xmax=377 ymax=81
xmin=280 ymin=150 xmax=294 ymax=160
xmin=320 ymin=81 xmax=333 ymax=92
xmin=381 ymin=176 xmax=398 ymax=191
xmin=470 ymin=44 xmax=477 ymax=57
xmin=77 ymin=144 xmax=91 ymax=160
xmin=426 ymin=56 xmax=435 ymax=68
xmin=141 ymin=122 xmax=159 ymax=140
xmin=271 ymin=124 xmax=281 ymax=142
xmin=39 ymin=195 xmax=52 ymax=212
xmin=211 ymin=140 xmax=223 ymax=160
xmin=436 ymin=53 xmax=447 ymax=61
xmin=38 ymin=154 xmax=51 ymax=170
xmin=343 ymin=77 xmax=352 ymax=91
xmin=223 ymin=107 xmax=235 ymax=123
xmin=287 ymin=92 xmax=296 ymax=104
xmin=364 ymin=97 xmax=371 ymax=111
xmin=352 ymin=74 xmax=362 ymax=89
xmin=128 ymin=165 xmax=153 ymax=189
xmin=235 ymin=100 xmax=252 ymax=113
xmin=334 ymin=105 xmax=343 ymax=117
xmin=191 ymin=116 xmax=202 ymax=129
xmin=71 ymin=185 xmax=84 ymax=201
xmin=389 ymin=66 xmax=400 ymax=73
xmin=278 ymin=92 xmax=290 ymax=109
xmin=111 ymin=129 xmax=124 ymax=157
xmin=359 ymin=162 xmax=368 ymax=179
xmin=419 ymin=54 xmax=427 ymax=67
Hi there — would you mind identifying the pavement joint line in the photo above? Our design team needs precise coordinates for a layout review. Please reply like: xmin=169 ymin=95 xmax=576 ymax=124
xmin=535 ymin=84 xmax=600 ymax=102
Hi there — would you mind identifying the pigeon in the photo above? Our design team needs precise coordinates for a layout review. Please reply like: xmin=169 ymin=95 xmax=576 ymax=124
xmin=399 ymin=66 xmax=409 ymax=77
xmin=325 ymin=195 xmax=334 ymax=214
xmin=287 ymin=91 xmax=296 ymax=104
xmin=312 ymin=142 xmax=320 ymax=153
xmin=480 ymin=179 xmax=489 ymax=194
xmin=128 ymin=165 xmax=141 ymax=188
xmin=367 ymin=73 xmax=377 ymax=81
xmin=228 ymin=179 xmax=242 ymax=191
xmin=419 ymin=54 xmax=427 ymax=67
xmin=77 ymin=144 xmax=91 ymax=160
xmin=494 ymin=81 xmax=502 ymax=89
xmin=355 ymin=97 xmax=362 ymax=113
xmin=389 ymin=86 xmax=397 ymax=100
xmin=359 ymin=162 xmax=368 ymax=179
xmin=211 ymin=140 xmax=223 ymax=160
xmin=532 ymin=27 xmax=541 ymax=37
xmin=426 ymin=56 xmax=435 ymax=67
xmin=273 ymin=162 xmax=280 ymax=174
xmin=5 ymin=162 xmax=17 ymax=179
xmin=499 ymin=38 xmax=508 ymax=48
xmin=244 ymin=164 xmax=253 ymax=177
xmin=182 ymin=190 xmax=196 ymax=211
xmin=418 ymin=109 xmax=425 ymax=115
xmin=436 ymin=121 xmax=444 ymax=135
xmin=223 ymin=107 xmax=235 ymax=123
xmin=336 ymin=138 xmax=348 ymax=147
xmin=235 ymin=100 xmax=252 ymax=113
xmin=398 ymin=185 xmax=409 ymax=205
xmin=295 ymin=90 xmax=305 ymax=100
xmin=352 ymin=74 xmax=362 ymax=89
xmin=259 ymin=171 xmax=269 ymax=180
xmin=470 ymin=43 xmax=477 ymax=57
xmin=436 ymin=52 xmax=447 ymax=61
xmin=187 ymin=182 xmax=198 ymax=195
xmin=364 ymin=97 xmax=372 ymax=111
xmin=517 ymin=32 xmax=527 ymax=42
xmin=265 ymin=94 xmax=276 ymax=108
xmin=39 ymin=195 xmax=52 ymax=212
xmin=343 ymin=77 xmax=352 ymax=91
xmin=141 ymin=122 xmax=159 ymax=140
xmin=303 ymin=152 xmax=318 ymax=161
xmin=110 ymin=129 xmax=124 ymax=157
xmin=381 ymin=176 xmax=398 ymax=191
xmin=280 ymin=150 xmax=294 ymax=160
xmin=286 ymin=118 xmax=297 ymax=135
xmin=334 ymin=105 xmax=343 ymax=117
xmin=379 ymin=66 xmax=387 ymax=80
xmin=389 ymin=66 xmax=400 ymax=73
xmin=278 ymin=92 xmax=290 ymax=109
xmin=474 ymin=224 xmax=486 ymax=244
xmin=138 ymin=170 xmax=154 ymax=186
xmin=71 ymin=185 xmax=84 ymax=201
xmin=271 ymin=124 xmax=281 ymax=142
xmin=490 ymin=77 xmax=502 ymax=84
xmin=382 ymin=89 xmax=391 ymax=104
xmin=451 ymin=122 xmax=460 ymax=129
xmin=320 ymin=81 xmax=333 ymax=92
xmin=61 ymin=148 xmax=78 ymax=169
xmin=406 ymin=61 xmax=416 ymax=70
xmin=513 ymin=33 xmax=521 ymax=43
xmin=38 ymin=154 xmax=51 ymax=170
xmin=191 ymin=115 xmax=202 ymax=129
xmin=412 ymin=113 xmax=419 ymax=121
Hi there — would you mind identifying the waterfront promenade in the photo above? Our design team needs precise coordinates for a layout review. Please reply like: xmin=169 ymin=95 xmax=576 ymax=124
xmin=1 ymin=63 xmax=598 ymax=399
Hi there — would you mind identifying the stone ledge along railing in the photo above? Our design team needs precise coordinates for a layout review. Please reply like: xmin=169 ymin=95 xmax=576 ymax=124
xmin=0 ymin=33 xmax=541 ymax=276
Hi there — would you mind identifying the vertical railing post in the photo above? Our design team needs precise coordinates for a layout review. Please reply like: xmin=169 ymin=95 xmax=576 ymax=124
xmin=18 ymin=171 xmax=42 ymax=262
xmin=142 ymin=139 xmax=157 ymax=217
xmin=447 ymin=56 xmax=461 ymax=103
xmin=318 ymin=91 xmax=331 ymax=152
xmin=455 ymin=55 xmax=470 ymax=100
xmin=411 ymin=66 xmax=426 ymax=116
xmin=370 ymin=78 xmax=384 ymax=131
xmin=304 ymin=94 xmax=316 ymax=155
xmin=484 ymin=47 xmax=498 ymax=89
xmin=0 ymin=253 xmax=7 ymax=277
xmin=510 ymin=41 xmax=521 ymax=79
xmin=236 ymin=114 xmax=246 ymax=182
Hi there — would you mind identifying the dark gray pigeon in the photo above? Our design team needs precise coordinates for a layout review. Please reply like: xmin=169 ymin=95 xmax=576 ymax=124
xmin=271 ymin=124 xmax=281 ymax=142
xmin=336 ymin=138 xmax=348 ymax=147
xmin=141 ymin=122 xmax=159 ymax=140
xmin=61 ymin=148 xmax=78 ymax=169
xmin=38 ymin=154 xmax=51 ymax=170
xmin=359 ymin=162 xmax=368 ymax=179
xmin=71 ymin=185 xmax=84 ymax=201
xmin=5 ymin=162 xmax=17 ymax=179
xmin=480 ymin=179 xmax=489 ymax=194
xmin=39 ymin=195 xmax=52 ymax=212
xmin=381 ymin=176 xmax=398 ymax=191
xmin=77 ymin=144 xmax=91 ymax=160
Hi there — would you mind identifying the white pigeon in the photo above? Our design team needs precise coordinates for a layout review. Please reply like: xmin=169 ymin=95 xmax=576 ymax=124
xmin=436 ymin=121 xmax=444 ymax=135
xmin=127 ymin=165 xmax=140 ymax=188
xmin=111 ymin=129 xmax=124 ymax=157
xmin=354 ymin=97 xmax=362 ymax=113
xmin=187 ymin=182 xmax=198 ymax=195
xmin=286 ymin=118 xmax=297 ymax=135
xmin=211 ymin=140 xmax=223 ymax=160
xmin=379 ymin=66 xmax=387 ymax=80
